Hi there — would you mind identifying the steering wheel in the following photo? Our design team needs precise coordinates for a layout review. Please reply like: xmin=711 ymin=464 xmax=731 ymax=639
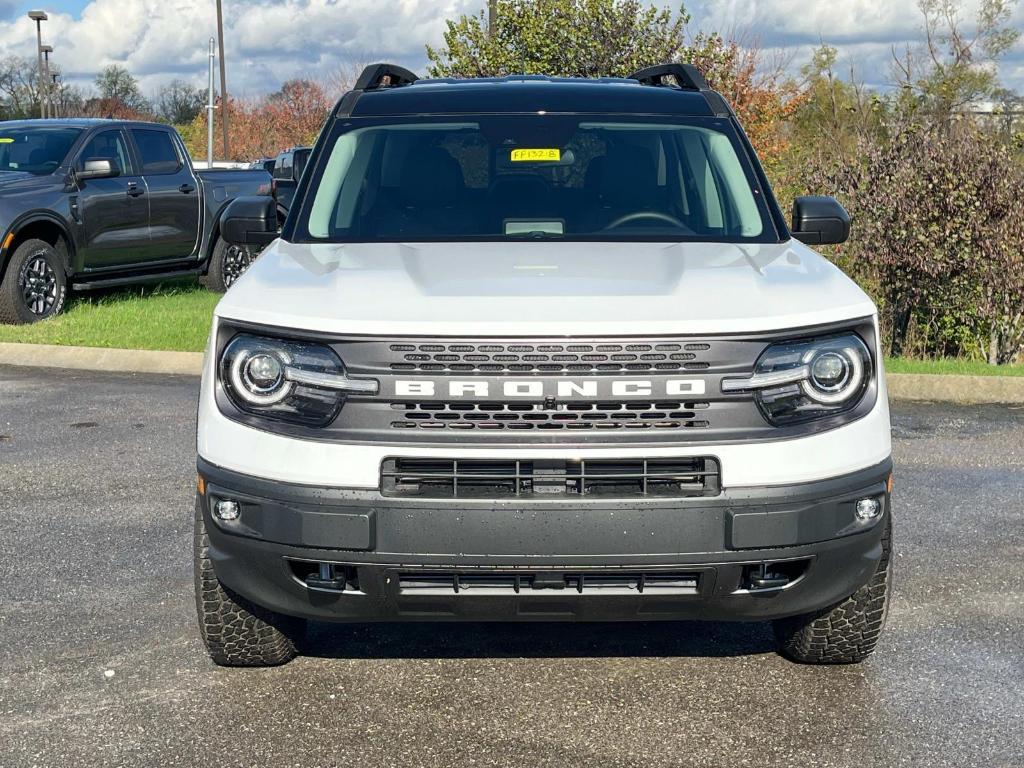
xmin=604 ymin=211 xmax=687 ymax=230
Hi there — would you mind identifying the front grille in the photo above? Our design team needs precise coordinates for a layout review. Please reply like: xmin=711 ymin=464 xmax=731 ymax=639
xmin=390 ymin=400 xmax=711 ymax=431
xmin=388 ymin=341 xmax=712 ymax=374
xmin=380 ymin=457 xmax=721 ymax=499
xmin=398 ymin=570 xmax=701 ymax=595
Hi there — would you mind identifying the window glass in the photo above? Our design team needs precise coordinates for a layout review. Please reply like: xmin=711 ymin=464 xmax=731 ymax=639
xmin=130 ymin=128 xmax=182 ymax=174
xmin=0 ymin=127 xmax=82 ymax=175
xmin=301 ymin=116 xmax=772 ymax=242
xmin=79 ymin=130 xmax=132 ymax=175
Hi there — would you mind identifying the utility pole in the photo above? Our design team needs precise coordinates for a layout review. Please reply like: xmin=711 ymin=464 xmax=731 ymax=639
xmin=488 ymin=0 xmax=497 ymax=37
xmin=28 ymin=11 xmax=48 ymax=119
xmin=50 ymin=73 xmax=60 ymax=118
xmin=207 ymin=38 xmax=216 ymax=168
xmin=41 ymin=45 xmax=53 ymax=119
xmin=215 ymin=0 xmax=229 ymax=159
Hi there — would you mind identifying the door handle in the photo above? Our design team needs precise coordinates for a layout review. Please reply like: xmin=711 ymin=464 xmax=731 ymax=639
xmin=179 ymin=184 xmax=196 ymax=194
xmin=126 ymin=182 xmax=144 ymax=198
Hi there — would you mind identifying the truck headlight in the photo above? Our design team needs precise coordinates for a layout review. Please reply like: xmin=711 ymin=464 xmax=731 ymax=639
xmin=722 ymin=333 xmax=873 ymax=426
xmin=220 ymin=334 xmax=377 ymax=426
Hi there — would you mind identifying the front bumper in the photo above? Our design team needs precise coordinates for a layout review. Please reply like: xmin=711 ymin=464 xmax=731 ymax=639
xmin=197 ymin=457 xmax=892 ymax=623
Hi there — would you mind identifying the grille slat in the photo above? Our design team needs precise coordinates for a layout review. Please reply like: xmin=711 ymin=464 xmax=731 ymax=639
xmin=381 ymin=457 xmax=721 ymax=499
xmin=387 ymin=340 xmax=713 ymax=374
xmin=391 ymin=401 xmax=710 ymax=431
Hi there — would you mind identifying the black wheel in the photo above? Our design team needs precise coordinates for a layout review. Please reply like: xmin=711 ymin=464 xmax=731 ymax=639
xmin=202 ymin=237 xmax=258 ymax=293
xmin=194 ymin=495 xmax=303 ymax=666
xmin=772 ymin=515 xmax=892 ymax=664
xmin=0 ymin=238 xmax=68 ymax=324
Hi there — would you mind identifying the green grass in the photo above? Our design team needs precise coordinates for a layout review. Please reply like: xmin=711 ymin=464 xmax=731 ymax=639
xmin=884 ymin=357 xmax=1024 ymax=377
xmin=1 ymin=287 xmax=1023 ymax=377
xmin=0 ymin=280 xmax=217 ymax=352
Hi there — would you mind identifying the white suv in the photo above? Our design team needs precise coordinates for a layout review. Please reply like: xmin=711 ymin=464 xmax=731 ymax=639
xmin=194 ymin=63 xmax=893 ymax=666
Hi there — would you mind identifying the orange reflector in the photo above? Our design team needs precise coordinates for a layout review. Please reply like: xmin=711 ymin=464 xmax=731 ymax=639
xmin=886 ymin=472 xmax=894 ymax=494
xmin=197 ymin=475 xmax=206 ymax=496
xmin=1 ymin=232 xmax=13 ymax=251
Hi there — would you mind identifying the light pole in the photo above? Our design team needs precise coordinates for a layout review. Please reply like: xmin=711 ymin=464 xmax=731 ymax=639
xmin=40 ymin=45 xmax=53 ymax=119
xmin=27 ymin=10 xmax=48 ymax=119
xmin=215 ymin=0 xmax=229 ymax=159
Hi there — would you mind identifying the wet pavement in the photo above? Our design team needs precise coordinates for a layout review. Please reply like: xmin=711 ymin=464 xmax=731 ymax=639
xmin=0 ymin=366 xmax=1021 ymax=767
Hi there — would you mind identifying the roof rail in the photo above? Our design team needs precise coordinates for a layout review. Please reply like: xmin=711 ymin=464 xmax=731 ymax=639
xmin=354 ymin=63 xmax=420 ymax=91
xmin=629 ymin=63 xmax=709 ymax=91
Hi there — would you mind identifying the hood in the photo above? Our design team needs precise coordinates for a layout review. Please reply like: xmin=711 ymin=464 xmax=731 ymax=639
xmin=216 ymin=240 xmax=877 ymax=336
xmin=0 ymin=171 xmax=39 ymax=187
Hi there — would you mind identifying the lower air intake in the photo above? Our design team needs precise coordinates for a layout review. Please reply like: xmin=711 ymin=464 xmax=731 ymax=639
xmin=380 ymin=457 xmax=721 ymax=499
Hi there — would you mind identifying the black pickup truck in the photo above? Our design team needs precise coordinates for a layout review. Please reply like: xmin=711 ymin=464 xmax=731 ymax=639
xmin=0 ymin=119 xmax=272 ymax=323
xmin=270 ymin=146 xmax=311 ymax=220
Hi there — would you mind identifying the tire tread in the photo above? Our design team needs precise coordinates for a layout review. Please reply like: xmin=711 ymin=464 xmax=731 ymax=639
xmin=193 ymin=497 xmax=301 ymax=666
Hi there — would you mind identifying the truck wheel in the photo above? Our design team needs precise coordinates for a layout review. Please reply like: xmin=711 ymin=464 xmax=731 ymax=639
xmin=194 ymin=497 xmax=303 ymax=666
xmin=772 ymin=516 xmax=892 ymax=664
xmin=0 ymin=239 xmax=68 ymax=324
xmin=202 ymin=237 xmax=256 ymax=293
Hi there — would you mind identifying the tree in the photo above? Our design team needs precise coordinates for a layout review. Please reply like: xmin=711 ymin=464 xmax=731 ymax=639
xmin=182 ymin=80 xmax=330 ymax=162
xmin=426 ymin=1 xmax=803 ymax=168
xmin=93 ymin=65 xmax=150 ymax=117
xmin=892 ymin=0 xmax=1020 ymax=124
xmin=155 ymin=80 xmax=205 ymax=125
xmin=0 ymin=56 xmax=42 ymax=120
xmin=426 ymin=0 xmax=689 ymax=78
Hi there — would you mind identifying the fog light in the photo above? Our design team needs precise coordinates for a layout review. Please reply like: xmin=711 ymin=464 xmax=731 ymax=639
xmin=855 ymin=498 xmax=882 ymax=521
xmin=213 ymin=499 xmax=240 ymax=522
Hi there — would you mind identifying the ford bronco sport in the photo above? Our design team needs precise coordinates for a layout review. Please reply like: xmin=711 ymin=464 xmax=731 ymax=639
xmin=194 ymin=63 xmax=893 ymax=666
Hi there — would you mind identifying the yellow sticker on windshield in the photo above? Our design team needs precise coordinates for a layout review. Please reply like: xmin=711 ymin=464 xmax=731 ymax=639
xmin=511 ymin=148 xmax=560 ymax=162
xmin=0 ymin=138 xmax=13 ymax=144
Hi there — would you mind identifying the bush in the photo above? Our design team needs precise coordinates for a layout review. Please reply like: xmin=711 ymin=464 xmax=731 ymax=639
xmin=803 ymin=122 xmax=1024 ymax=364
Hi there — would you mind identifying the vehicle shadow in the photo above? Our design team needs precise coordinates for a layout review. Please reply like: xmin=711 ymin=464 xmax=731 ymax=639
xmin=301 ymin=620 xmax=777 ymax=660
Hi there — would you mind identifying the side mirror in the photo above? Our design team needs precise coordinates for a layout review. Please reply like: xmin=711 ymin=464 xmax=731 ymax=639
xmin=791 ymin=195 xmax=851 ymax=245
xmin=77 ymin=158 xmax=119 ymax=180
xmin=220 ymin=196 xmax=278 ymax=246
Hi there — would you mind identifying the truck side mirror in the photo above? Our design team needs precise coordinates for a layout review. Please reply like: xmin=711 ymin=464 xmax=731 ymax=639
xmin=791 ymin=196 xmax=851 ymax=245
xmin=77 ymin=158 xmax=120 ymax=180
xmin=220 ymin=196 xmax=278 ymax=246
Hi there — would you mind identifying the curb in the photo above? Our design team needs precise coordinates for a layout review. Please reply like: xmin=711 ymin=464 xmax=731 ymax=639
xmin=2 ymin=342 xmax=1023 ymax=404
xmin=0 ymin=342 xmax=203 ymax=376
xmin=884 ymin=373 xmax=1024 ymax=405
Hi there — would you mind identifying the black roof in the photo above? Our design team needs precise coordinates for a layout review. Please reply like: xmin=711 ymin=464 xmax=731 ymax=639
xmin=340 ymin=75 xmax=728 ymax=119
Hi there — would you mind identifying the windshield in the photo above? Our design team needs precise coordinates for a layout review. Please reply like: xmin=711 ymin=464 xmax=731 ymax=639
xmin=298 ymin=115 xmax=776 ymax=243
xmin=0 ymin=127 xmax=82 ymax=175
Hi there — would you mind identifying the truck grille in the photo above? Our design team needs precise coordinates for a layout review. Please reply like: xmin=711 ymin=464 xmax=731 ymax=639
xmin=390 ymin=400 xmax=711 ymax=431
xmin=388 ymin=342 xmax=712 ymax=374
xmin=380 ymin=457 xmax=721 ymax=499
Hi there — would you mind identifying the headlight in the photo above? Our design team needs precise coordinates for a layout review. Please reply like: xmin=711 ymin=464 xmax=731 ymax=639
xmin=220 ymin=334 xmax=378 ymax=426
xmin=722 ymin=333 xmax=873 ymax=426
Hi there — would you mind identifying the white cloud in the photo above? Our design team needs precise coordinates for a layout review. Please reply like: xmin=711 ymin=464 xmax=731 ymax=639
xmin=0 ymin=0 xmax=479 ymax=97
xmin=691 ymin=0 xmax=1024 ymax=92
xmin=0 ymin=0 xmax=1020 ymax=99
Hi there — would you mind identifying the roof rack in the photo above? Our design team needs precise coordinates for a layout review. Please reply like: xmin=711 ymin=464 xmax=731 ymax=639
xmin=354 ymin=63 xmax=420 ymax=91
xmin=629 ymin=63 xmax=709 ymax=91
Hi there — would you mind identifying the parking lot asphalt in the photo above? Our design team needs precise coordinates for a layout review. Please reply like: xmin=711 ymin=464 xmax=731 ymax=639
xmin=0 ymin=365 xmax=1021 ymax=768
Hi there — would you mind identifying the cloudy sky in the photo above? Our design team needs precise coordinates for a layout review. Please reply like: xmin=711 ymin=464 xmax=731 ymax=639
xmin=1 ymin=0 xmax=1021 ymax=98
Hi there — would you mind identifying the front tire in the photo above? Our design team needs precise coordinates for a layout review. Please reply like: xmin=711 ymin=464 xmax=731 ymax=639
xmin=0 ymin=239 xmax=68 ymax=324
xmin=194 ymin=496 xmax=303 ymax=666
xmin=772 ymin=515 xmax=892 ymax=664
xmin=202 ymin=237 xmax=258 ymax=293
